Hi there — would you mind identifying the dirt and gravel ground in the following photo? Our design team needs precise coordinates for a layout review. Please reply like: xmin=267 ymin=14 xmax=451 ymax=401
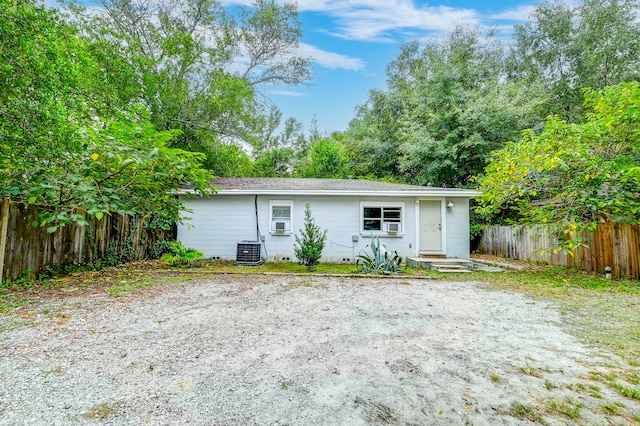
xmin=1 ymin=274 xmax=638 ymax=425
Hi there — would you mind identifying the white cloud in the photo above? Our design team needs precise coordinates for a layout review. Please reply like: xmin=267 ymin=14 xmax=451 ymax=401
xmin=490 ymin=5 xmax=535 ymax=21
xmin=310 ymin=1 xmax=479 ymax=41
xmin=222 ymin=1 xmax=479 ymax=41
xmin=225 ymin=43 xmax=363 ymax=75
xmin=266 ymin=90 xmax=306 ymax=97
xmin=298 ymin=43 xmax=366 ymax=70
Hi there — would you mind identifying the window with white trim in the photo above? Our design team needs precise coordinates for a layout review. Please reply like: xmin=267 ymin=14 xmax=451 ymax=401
xmin=270 ymin=200 xmax=293 ymax=233
xmin=361 ymin=202 xmax=404 ymax=234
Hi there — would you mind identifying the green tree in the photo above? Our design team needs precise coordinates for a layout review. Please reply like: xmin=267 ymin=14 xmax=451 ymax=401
xmin=238 ymin=0 xmax=311 ymax=86
xmin=344 ymin=90 xmax=407 ymax=181
xmin=0 ymin=0 xmax=212 ymax=230
xmin=345 ymin=28 xmax=544 ymax=187
xmin=293 ymin=203 xmax=327 ymax=271
xmin=249 ymin=110 xmax=319 ymax=177
xmin=1 ymin=0 xmax=99 ymax=176
xmin=475 ymin=82 xmax=640 ymax=251
xmin=2 ymin=107 xmax=213 ymax=231
xmin=65 ymin=0 xmax=311 ymax=171
xmin=510 ymin=0 xmax=640 ymax=121
xmin=296 ymin=138 xmax=349 ymax=178
xmin=252 ymin=148 xmax=295 ymax=177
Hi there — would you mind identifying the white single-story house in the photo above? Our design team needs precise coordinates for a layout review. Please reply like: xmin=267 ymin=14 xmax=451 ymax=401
xmin=177 ymin=178 xmax=479 ymax=264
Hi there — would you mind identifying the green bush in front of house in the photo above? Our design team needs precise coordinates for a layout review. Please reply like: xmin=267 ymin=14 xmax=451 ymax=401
xmin=294 ymin=203 xmax=328 ymax=271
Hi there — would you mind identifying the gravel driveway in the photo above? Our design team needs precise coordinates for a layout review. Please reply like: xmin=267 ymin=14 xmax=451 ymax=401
xmin=0 ymin=275 xmax=635 ymax=425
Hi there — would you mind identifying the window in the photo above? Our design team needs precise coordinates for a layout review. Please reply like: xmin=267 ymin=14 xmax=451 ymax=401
xmin=361 ymin=203 xmax=403 ymax=234
xmin=270 ymin=200 xmax=292 ymax=233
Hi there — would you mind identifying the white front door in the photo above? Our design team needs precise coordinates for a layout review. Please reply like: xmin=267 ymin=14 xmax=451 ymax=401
xmin=419 ymin=200 xmax=442 ymax=253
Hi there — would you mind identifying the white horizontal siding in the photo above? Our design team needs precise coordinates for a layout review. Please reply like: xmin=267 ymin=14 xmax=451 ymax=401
xmin=271 ymin=196 xmax=417 ymax=263
xmin=178 ymin=194 xmax=419 ymax=262
xmin=177 ymin=195 xmax=259 ymax=260
xmin=444 ymin=198 xmax=471 ymax=259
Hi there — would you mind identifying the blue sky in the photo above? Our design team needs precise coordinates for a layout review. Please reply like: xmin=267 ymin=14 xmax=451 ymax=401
xmin=223 ymin=0 xmax=538 ymax=135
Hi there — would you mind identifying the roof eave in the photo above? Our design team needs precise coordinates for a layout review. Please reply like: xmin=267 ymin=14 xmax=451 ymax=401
xmin=178 ymin=188 xmax=480 ymax=198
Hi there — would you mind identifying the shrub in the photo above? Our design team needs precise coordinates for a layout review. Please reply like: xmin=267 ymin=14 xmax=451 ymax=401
xmin=160 ymin=241 xmax=204 ymax=266
xmin=293 ymin=203 xmax=327 ymax=271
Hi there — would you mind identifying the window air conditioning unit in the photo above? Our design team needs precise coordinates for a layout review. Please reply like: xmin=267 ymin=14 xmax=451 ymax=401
xmin=274 ymin=221 xmax=288 ymax=231
xmin=236 ymin=241 xmax=263 ymax=265
xmin=385 ymin=222 xmax=401 ymax=233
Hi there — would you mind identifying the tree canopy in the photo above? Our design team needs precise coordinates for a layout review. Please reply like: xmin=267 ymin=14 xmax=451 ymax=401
xmin=296 ymin=138 xmax=349 ymax=179
xmin=475 ymin=82 xmax=640 ymax=250
xmin=64 ymin=0 xmax=311 ymax=172
xmin=1 ymin=0 xmax=319 ymax=229
xmin=0 ymin=0 xmax=212 ymax=229
xmin=510 ymin=0 xmax=640 ymax=122
xmin=341 ymin=0 xmax=640 ymax=190
xmin=344 ymin=28 xmax=544 ymax=187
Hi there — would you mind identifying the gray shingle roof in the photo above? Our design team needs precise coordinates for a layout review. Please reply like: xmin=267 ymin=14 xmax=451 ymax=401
xmin=209 ymin=178 xmax=475 ymax=194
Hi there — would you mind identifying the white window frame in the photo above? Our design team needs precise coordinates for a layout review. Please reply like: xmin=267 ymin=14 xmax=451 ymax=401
xmin=269 ymin=200 xmax=293 ymax=234
xmin=360 ymin=201 xmax=404 ymax=236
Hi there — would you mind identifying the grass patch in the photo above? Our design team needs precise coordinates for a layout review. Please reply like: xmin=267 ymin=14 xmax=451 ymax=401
xmin=520 ymin=363 xmax=543 ymax=378
xmin=569 ymin=383 xmax=602 ymax=399
xmin=81 ymin=401 xmax=122 ymax=420
xmin=285 ymin=278 xmax=328 ymax=289
xmin=624 ymin=370 xmax=640 ymax=385
xmin=549 ymin=397 xmax=582 ymax=419
xmin=107 ymin=279 xmax=156 ymax=297
xmin=197 ymin=259 xmax=453 ymax=278
xmin=44 ymin=365 xmax=64 ymax=376
xmin=200 ymin=260 xmax=359 ymax=275
xmin=0 ymin=294 xmax=28 ymax=313
xmin=490 ymin=374 xmax=501 ymax=382
xmin=506 ymin=402 xmax=547 ymax=424
xmin=0 ymin=259 xmax=441 ymax=316
xmin=610 ymin=381 xmax=640 ymax=400
xmin=588 ymin=370 xmax=640 ymax=400
xmin=0 ymin=318 xmax=41 ymax=333
xmin=600 ymin=403 xmax=619 ymax=415
xmin=584 ymin=383 xmax=603 ymax=398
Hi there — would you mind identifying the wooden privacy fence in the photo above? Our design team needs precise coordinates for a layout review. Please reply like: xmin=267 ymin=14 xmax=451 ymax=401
xmin=0 ymin=199 xmax=173 ymax=282
xmin=479 ymin=224 xmax=640 ymax=279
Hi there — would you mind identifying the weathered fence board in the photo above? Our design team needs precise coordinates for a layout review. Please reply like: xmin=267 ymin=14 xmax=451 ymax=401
xmin=0 ymin=199 xmax=172 ymax=281
xmin=0 ymin=199 xmax=9 ymax=280
xmin=480 ymin=224 xmax=640 ymax=279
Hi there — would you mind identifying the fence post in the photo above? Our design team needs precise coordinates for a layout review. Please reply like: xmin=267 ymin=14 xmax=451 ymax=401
xmin=0 ymin=199 xmax=10 ymax=282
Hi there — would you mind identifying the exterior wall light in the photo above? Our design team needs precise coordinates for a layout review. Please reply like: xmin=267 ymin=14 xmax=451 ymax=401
xmin=446 ymin=201 xmax=454 ymax=208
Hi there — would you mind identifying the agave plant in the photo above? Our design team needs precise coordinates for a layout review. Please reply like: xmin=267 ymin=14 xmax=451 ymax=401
xmin=356 ymin=236 xmax=404 ymax=274
xmin=160 ymin=241 xmax=204 ymax=267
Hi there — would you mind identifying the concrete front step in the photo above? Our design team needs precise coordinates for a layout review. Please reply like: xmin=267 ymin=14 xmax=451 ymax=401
xmin=431 ymin=263 xmax=467 ymax=269
xmin=436 ymin=268 xmax=472 ymax=273
xmin=407 ymin=257 xmax=474 ymax=272
xmin=419 ymin=253 xmax=447 ymax=258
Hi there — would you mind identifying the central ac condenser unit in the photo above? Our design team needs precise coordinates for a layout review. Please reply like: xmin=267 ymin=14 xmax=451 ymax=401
xmin=236 ymin=241 xmax=263 ymax=265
